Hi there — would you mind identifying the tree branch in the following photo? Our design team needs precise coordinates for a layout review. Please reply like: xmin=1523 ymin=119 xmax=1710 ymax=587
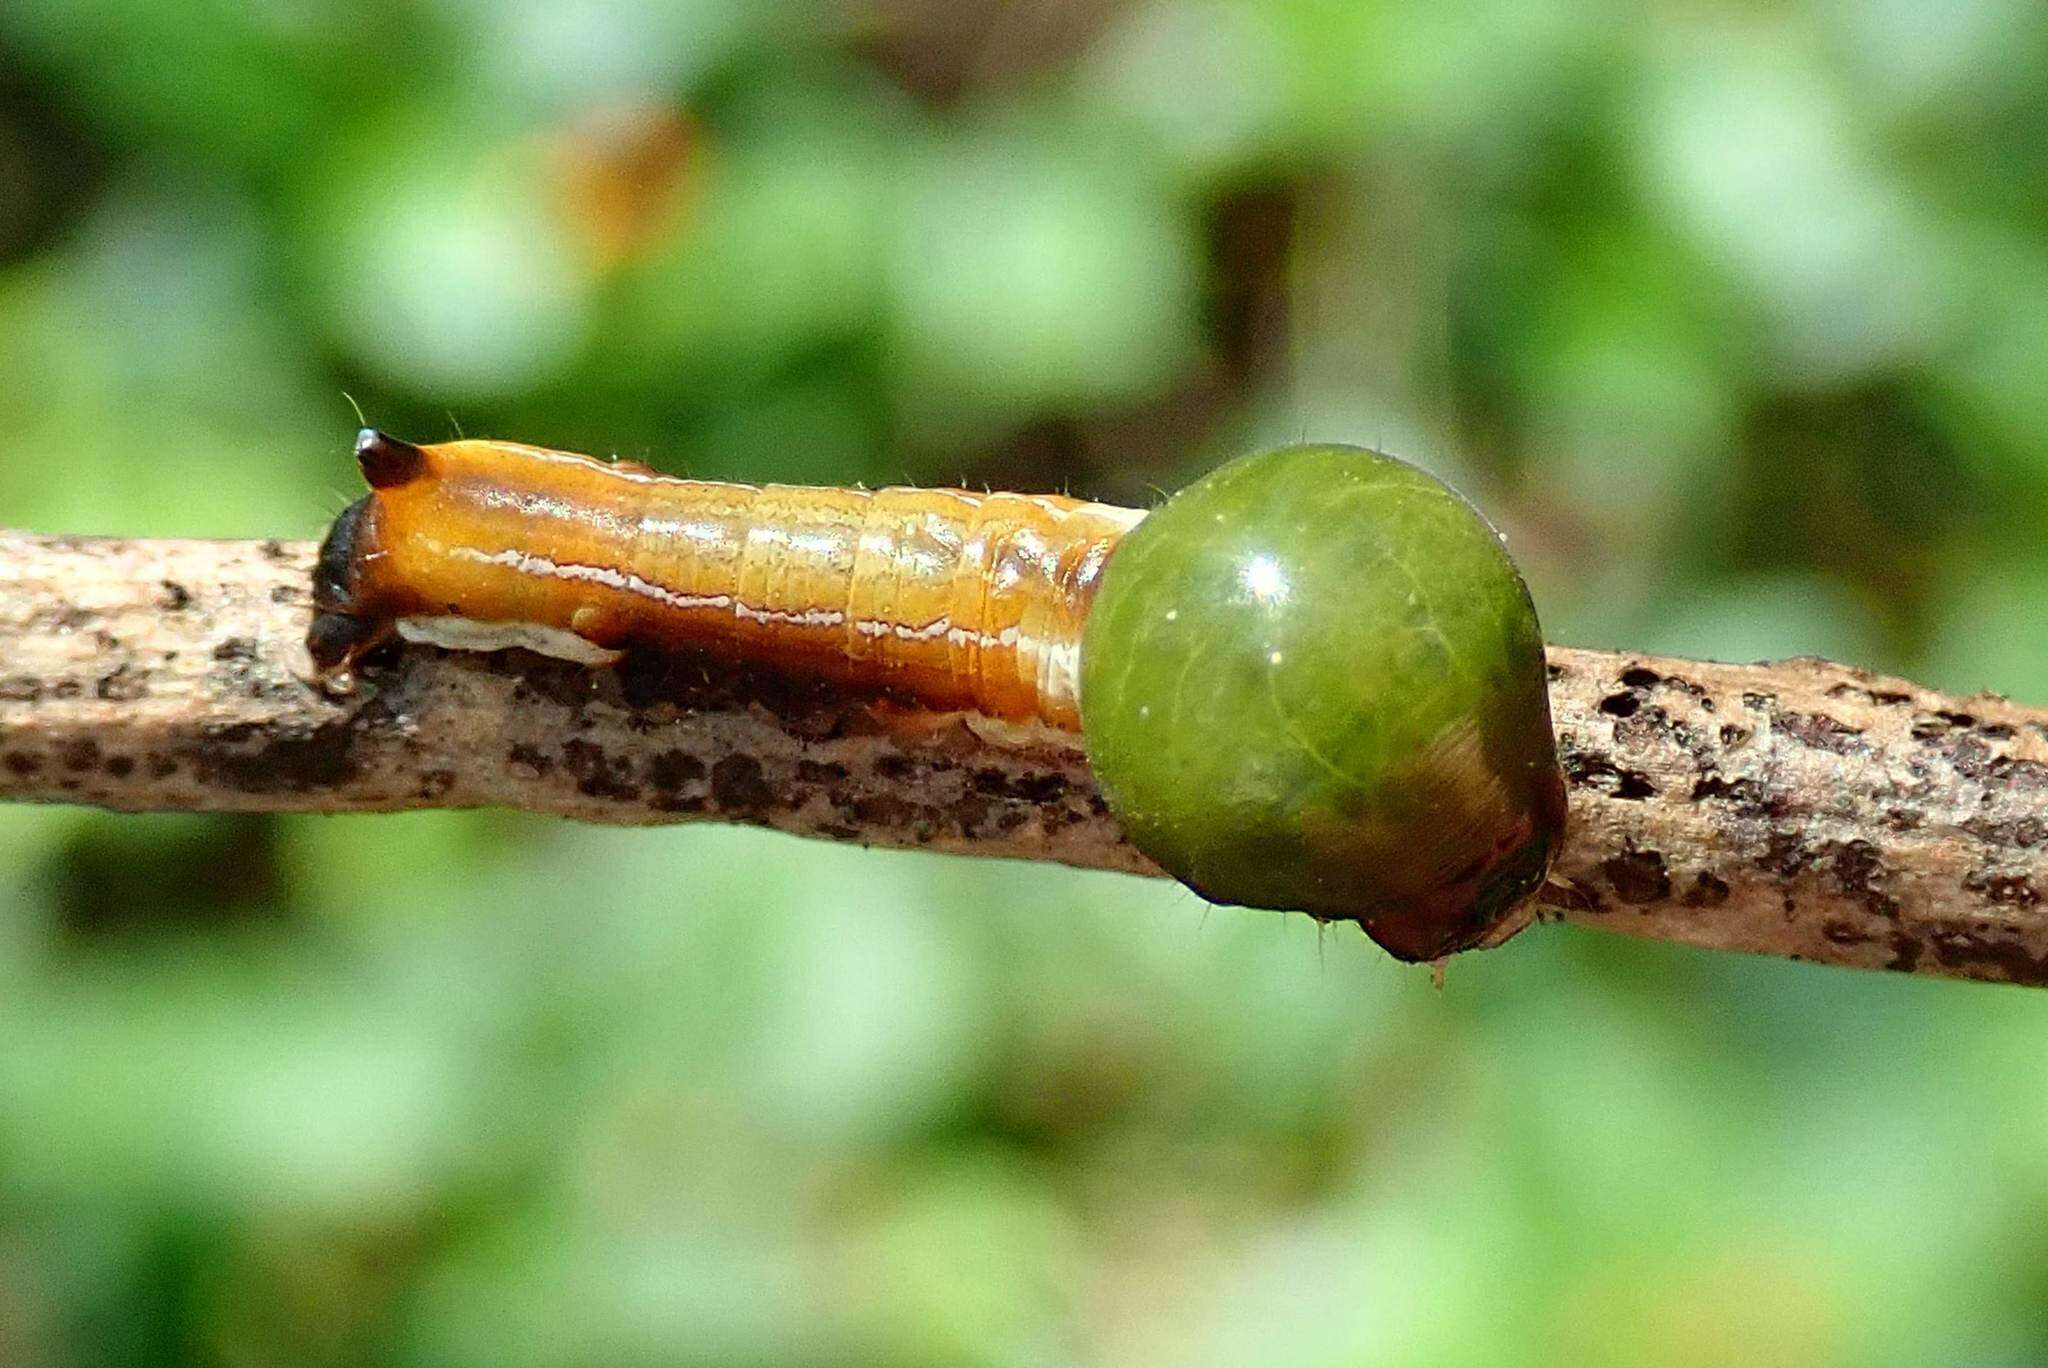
xmin=4 ymin=531 xmax=2046 ymax=986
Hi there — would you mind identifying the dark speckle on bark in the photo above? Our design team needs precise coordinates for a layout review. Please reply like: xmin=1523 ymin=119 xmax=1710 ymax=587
xmin=1774 ymin=710 xmax=1867 ymax=755
xmin=1598 ymin=691 xmax=1640 ymax=718
xmin=1602 ymin=845 xmax=1671 ymax=905
xmin=506 ymin=743 xmax=554 ymax=778
xmin=1963 ymin=869 xmax=2041 ymax=907
xmin=648 ymin=749 xmax=706 ymax=795
xmin=561 ymin=739 xmax=640 ymax=802
xmin=186 ymin=721 xmax=362 ymax=793
xmin=1683 ymin=872 xmax=1731 ymax=907
xmin=710 ymin=754 xmax=773 ymax=814
xmin=96 ymin=665 xmax=149 ymax=702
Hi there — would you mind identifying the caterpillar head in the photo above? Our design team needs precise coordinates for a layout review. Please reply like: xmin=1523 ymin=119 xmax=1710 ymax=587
xmin=306 ymin=430 xmax=429 ymax=684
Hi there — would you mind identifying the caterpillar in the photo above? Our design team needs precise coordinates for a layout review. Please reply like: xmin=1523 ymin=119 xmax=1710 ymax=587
xmin=312 ymin=430 xmax=1566 ymax=961
xmin=309 ymin=430 xmax=1142 ymax=727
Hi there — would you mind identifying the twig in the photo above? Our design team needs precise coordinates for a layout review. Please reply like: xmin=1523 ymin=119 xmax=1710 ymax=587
xmin=4 ymin=531 xmax=2046 ymax=986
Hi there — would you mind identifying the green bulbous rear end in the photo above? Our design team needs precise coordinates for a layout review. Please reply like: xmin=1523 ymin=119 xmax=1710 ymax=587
xmin=1079 ymin=444 xmax=1566 ymax=961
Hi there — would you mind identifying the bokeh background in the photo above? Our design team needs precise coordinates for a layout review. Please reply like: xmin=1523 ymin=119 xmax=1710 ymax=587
xmin=2 ymin=0 xmax=2046 ymax=1363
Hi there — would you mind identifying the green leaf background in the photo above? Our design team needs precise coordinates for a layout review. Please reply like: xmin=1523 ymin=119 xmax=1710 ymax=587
xmin=2 ymin=1 xmax=2046 ymax=1362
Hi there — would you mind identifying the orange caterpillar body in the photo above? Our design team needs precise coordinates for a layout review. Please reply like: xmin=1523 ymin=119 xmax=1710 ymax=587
xmin=310 ymin=431 xmax=1146 ymax=727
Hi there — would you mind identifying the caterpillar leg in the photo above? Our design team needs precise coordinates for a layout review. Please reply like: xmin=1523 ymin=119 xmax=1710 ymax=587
xmin=306 ymin=611 xmax=393 ymax=693
xmin=393 ymin=615 xmax=625 ymax=667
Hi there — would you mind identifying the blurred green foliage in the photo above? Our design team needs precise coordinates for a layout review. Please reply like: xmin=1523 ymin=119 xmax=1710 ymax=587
xmin=2 ymin=0 xmax=2047 ymax=1363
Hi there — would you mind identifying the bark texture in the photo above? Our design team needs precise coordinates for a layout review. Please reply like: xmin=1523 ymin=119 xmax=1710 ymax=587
xmin=4 ymin=531 xmax=2047 ymax=986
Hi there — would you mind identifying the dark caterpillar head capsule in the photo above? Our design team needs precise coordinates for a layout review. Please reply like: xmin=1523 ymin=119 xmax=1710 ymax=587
xmin=313 ymin=495 xmax=371 ymax=611
xmin=308 ymin=493 xmax=394 ymax=684
xmin=1079 ymin=444 xmax=1567 ymax=962
xmin=308 ymin=435 xmax=419 ymax=686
